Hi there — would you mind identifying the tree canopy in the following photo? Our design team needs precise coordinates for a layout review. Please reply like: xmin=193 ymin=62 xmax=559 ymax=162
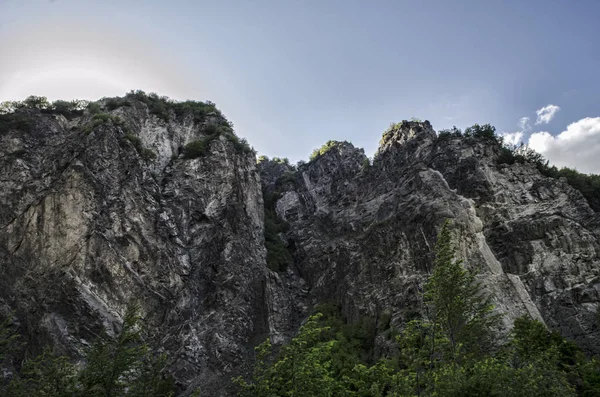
xmin=234 ymin=220 xmax=597 ymax=396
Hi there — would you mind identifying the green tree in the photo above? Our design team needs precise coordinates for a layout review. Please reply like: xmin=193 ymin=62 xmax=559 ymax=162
xmin=79 ymin=303 xmax=173 ymax=397
xmin=463 ymin=123 xmax=496 ymax=140
xmin=309 ymin=140 xmax=349 ymax=161
xmin=0 ymin=312 xmax=20 ymax=397
xmin=235 ymin=313 xmax=345 ymax=396
xmin=395 ymin=319 xmax=447 ymax=394
xmin=0 ymin=101 xmax=18 ymax=114
xmin=0 ymin=312 xmax=19 ymax=363
xmin=431 ymin=357 xmax=575 ymax=397
xmin=424 ymin=220 xmax=500 ymax=360
xmin=509 ymin=316 xmax=598 ymax=396
xmin=6 ymin=347 xmax=77 ymax=397
xmin=126 ymin=353 xmax=175 ymax=397
xmin=2 ymin=306 xmax=174 ymax=397
xmin=22 ymin=96 xmax=51 ymax=110
xmin=346 ymin=360 xmax=413 ymax=397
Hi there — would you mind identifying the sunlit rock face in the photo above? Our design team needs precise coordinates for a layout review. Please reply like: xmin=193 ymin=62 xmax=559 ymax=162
xmin=0 ymin=100 xmax=295 ymax=396
xmin=1 ymin=107 xmax=599 ymax=396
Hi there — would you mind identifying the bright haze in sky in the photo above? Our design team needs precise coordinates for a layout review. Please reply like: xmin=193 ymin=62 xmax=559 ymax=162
xmin=1 ymin=0 xmax=599 ymax=172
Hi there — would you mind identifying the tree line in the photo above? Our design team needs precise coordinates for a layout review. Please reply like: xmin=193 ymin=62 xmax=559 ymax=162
xmin=235 ymin=221 xmax=600 ymax=396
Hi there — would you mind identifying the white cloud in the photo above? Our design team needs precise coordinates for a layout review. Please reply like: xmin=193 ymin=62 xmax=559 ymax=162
xmin=500 ymin=131 xmax=524 ymax=146
xmin=535 ymin=104 xmax=561 ymax=125
xmin=528 ymin=117 xmax=600 ymax=174
xmin=519 ymin=116 xmax=531 ymax=131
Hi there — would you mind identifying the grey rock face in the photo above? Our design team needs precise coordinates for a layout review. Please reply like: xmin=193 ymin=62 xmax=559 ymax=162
xmin=260 ymin=121 xmax=600 ymax=355
xmin=0 ymin=103 xmax=291 ymax=395
xmin=1 ymin=111 xmax=599 ymax=395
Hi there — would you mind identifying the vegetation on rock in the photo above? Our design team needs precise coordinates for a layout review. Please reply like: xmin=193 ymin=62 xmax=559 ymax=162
xmin=263 ymin=179 xmax=294 ymax=272
xmin=264 ymin=205 xmax=293 ymax=272
xmin=235 ymin=221 xmax=600 ymax=396
xmin=0 ymin=304 xmax=177 ymax=397
xmin=437 ymin=124 xmax=600 ymax=212
xmin=309 ymin=140 xmax=350 ymax=162
xmin=118 ymin=90 xmax=229 ymax=125
xmin=0 ymin=91 xmax=253 ymax=160
xmin=122 ymin=133 xmax=157 ymax=162
xmin=0 ymin=96 xmax=89 ymax=118
xmin=0 ymin=113 xmax=35 ymax=134
xmin=81 ymin=113 xmax=128 ymax=135
xmin=0 ymin=95 xmax=88 ymax=133
xmin=258 ymin=156 xmax=291 ymax=165
xmin=378 ymin=120 xmax=427 ymax=146
xmin=183 ymin=139 xmax=212 ymax=159
xmin=182 ymin=122 xmax=253 ymax=159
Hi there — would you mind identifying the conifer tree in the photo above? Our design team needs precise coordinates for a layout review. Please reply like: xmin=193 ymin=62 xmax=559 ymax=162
xmin=0 ymin=312 xmax=19 ymax=363
xmin=235 ymin=313 xmax=344 ymax=396
xmin=6 ymin=347 xmax=77 ymax=397
xmin=126 ymin=352 xmax=175 ymax=397
xmin=424 ymin=220 xmax=499 ymax=359
xmin=78 ymin=303 xmax=174 ymax=397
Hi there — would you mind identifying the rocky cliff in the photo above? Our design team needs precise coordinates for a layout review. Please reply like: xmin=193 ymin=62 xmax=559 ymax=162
xmin=0 ymin=98 xmax=295 ymax=395
xmin=262 ymin=122 xmax=600 ymax=356
xmin=1 ymin=100 xmax=599 ymax=395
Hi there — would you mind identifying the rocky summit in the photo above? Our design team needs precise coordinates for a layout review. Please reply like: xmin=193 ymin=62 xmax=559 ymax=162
xmin=1 ymin=95 xmax=599 ymax=395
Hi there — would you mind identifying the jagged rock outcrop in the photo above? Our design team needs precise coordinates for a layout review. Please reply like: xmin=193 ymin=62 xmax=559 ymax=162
xmin=0 ymin=100 xmax=294 ymax=396
xmin=1 ymin=105 xmax=599 ymax=396
xmin=260 ymin=121 xmax=600 ymax=355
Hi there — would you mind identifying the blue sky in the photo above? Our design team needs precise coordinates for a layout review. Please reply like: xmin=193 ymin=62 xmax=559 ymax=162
xmin=1 ymin=0 xmax=599 ymax=171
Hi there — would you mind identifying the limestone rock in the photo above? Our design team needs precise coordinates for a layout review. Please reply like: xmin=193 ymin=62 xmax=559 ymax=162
xmin=2 ymin=109 xmax=600 ymax=396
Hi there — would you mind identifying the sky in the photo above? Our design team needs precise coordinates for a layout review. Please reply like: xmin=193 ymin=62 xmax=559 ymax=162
xmin=1 ymin=0 xmax=599 ymax=172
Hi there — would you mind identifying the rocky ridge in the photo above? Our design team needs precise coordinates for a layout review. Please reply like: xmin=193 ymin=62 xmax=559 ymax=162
xmin=1 ymin=102 xmax=599 ymax=395
xmin=262 ymin=121 xmax=600 ymax=357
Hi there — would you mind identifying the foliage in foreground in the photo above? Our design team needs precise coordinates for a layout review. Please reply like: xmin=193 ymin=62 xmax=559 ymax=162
xmin=235 ymin=221 xmax=599 ymax=396
xmin=0 ymin=304 xmax=176 ymax=397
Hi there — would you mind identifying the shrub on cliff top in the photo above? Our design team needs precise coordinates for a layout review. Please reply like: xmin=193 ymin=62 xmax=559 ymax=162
xmin=437 ymin=123 xmax=600 ymax=212
xmin=309 ymin=140 xmax=349 ymax=162
xmin=183 ymin=139 xmax=211 ymax=159
xmin=1 ymin=97 xmax=88 ymax=118
xmin=272 ymin=157 xmax=290 ymax=165
xmin=0 ymin=113 xmax=35 ymax=134
xmin=123 ymin=90 xmax=225 ymax=124
xmin=437 ymin=126 xmax=463 ymax=140
xmin=182 ymin=123 xmax=253 ymax=159
xmin=437 ymin=124 xmax=497 ymax=143
xmin=225 ymin=133 xmax=254 ymax=154
xmin=105 ymin=97 xmax=131 ymax=111
xmin=386 ymin=121 xmax=403 ymax=132
xmin=464 ymin=123 xmax=496 ymax=140
xmin=122 ymin=133 xmax=157 ymax=162
xmin=82 ymin=113 xmax=128 ymax=134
